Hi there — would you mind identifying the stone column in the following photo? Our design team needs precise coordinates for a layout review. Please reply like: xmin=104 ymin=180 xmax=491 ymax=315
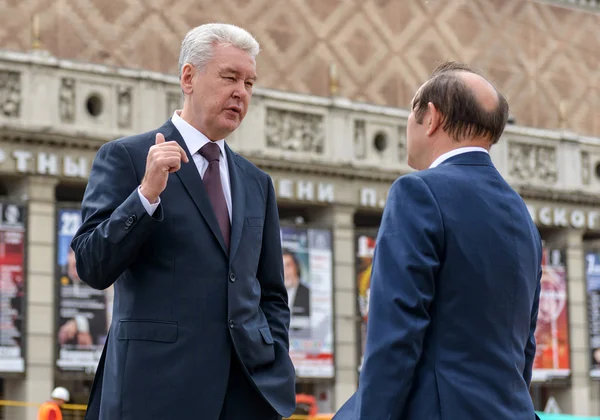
xmin=315 ymin=205 xmax=358 ymax=410
xmin=4 ymin=176 xmax=58 ymax=420
xmin=553 ymin=229 xmax=600 ymax=415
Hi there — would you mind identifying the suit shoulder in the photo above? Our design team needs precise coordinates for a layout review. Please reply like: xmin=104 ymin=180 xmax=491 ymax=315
xmin=108 ymin=128 xmax=160 ymax=152
xmin=408 ymin=167 xmax=445 ymax=183
xmin=386 ymin=173 xmax=442 ymax=218
xmin=389 ymin=172 xmax=433 ymax=194
xmin=232 ymin=151 xmax=271 ymax=182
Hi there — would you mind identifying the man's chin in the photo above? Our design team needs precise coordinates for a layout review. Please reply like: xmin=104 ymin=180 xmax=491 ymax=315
xmin=217 ymin=119 xmax=241 ymax=137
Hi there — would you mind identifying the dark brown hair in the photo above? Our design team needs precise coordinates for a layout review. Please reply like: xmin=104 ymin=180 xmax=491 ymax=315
xmin=412 ymin=61 xmax=509 ymax=144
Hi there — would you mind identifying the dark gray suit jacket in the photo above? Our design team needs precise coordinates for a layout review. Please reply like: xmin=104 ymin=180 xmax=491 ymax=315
xmin=71 ymin=120 xmax=296 ymax=420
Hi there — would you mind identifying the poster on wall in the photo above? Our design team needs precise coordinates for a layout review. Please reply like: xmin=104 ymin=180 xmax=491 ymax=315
xmin=356 ymin=233 xmax=376 ymax=371
xmin=0 ymin=203 xmax=25 ymax=373
xmin=281 ymin=226 xmax=333 ymax=378
xmin=56 ymin=208 xmax=114 ymax=374
xmin=585 ymin=251 xmax=600 ymax=378
xmin=532 ymin=247 xmax=570 ymax=382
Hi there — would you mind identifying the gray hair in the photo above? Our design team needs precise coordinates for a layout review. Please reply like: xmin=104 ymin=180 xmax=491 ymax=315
xmin=178 ymin=23 xmax=260 ymax=77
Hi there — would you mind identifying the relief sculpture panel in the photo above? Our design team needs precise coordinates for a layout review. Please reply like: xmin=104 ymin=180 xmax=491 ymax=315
xmin=117 ymin=86 xmax=132 ymax=129
xmin=509 ymin=142 xmax=558 ymax=184
xmin=354 ymin=120 xmax=366 ymax=159
xmin=0 ymin=71 xmax=21 ymax=118
xmin=265 ymin=108 xmax=324 ymax=154
xmin=59 ymin=78 xmax=76 ymax=123
xmin=166 ymin=92 xmax=181 ymax=119
xmin=397 ymin=125 xmax=407 ymax=163
xmin=581 ymin=151 xmax=591 ymax=185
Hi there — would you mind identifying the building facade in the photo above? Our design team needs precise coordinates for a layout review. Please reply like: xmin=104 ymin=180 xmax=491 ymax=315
xmin=0 ymin=0 xmax=599 ymax=137
xmin=0 ymin=44 xmax=599 ymax=417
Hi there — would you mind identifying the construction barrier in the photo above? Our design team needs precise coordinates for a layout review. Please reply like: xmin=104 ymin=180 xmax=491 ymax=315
xmin=3 ymin=400 xmax=596 ymax=420
xmin=0 ymin=400 xmax=334 ymax=420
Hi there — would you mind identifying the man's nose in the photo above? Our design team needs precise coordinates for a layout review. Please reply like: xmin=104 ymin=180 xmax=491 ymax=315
xmin=232 ymin=81 xmax=248 ymax=99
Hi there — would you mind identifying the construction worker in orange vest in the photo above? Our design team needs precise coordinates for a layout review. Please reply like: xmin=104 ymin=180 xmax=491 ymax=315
xmin=37 ymin=387 xmax=70 ymax=420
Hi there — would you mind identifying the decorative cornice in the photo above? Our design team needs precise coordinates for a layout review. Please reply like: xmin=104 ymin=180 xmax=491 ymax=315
xmin=0 ymin=122 xmax=118 ymax=150
xmin=0 ymin=49 xmax=180 ymax=84
xmin=247 ymin=155 xmax=406 ymax=183
xmin=535 ymin=0 xmax=600 ymax=13
xmin=515 ymin=185 xmax=600 ymax=206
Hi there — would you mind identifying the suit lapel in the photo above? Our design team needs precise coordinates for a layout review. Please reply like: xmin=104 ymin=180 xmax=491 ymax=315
xmin=162 ymin=121 xmax=228 ymax=256
xmin=226 ymin=144 xmax=245 ymax=262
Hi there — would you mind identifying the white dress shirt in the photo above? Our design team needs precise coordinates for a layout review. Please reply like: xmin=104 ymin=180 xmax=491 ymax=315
xmin=286 ymin=286 xmax=297 ymax=309
xmin=138 ymin=111 xmax=232 ymax=221
xmin=429 ymin=146 xmax=489 ymax=169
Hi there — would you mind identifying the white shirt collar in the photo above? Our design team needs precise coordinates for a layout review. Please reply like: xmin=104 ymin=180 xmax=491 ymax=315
xmin=171 ymin=111 xmax=226 ymax=158
xmin=429 ymin=147 xmax=489 ymax=169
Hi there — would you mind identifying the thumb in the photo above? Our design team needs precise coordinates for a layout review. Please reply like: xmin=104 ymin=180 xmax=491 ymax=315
xmin=180 ymin=149 xmax=189 ymax=163
xmin=155 ymin=133 xmax=165 ymax=145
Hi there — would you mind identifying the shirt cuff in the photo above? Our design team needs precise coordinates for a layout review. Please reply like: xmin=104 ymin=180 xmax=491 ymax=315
xmin=137 ymin=186 xmax=160 ymax=216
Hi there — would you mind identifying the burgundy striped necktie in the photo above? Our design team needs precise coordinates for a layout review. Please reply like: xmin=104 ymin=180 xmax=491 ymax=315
xmin=199 ymin=142 xmax=230 ymax=250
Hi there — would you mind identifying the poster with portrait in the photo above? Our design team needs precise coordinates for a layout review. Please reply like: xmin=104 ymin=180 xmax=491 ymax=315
xmin=585 ymin=251 xmax=600 ymax=379
xmin=356 ymin=233 xmax=376 ymax=371
xmin=56 ymin=208 xmax=114 ymax=374
xmin=532 ymin=247 xmax=570 ymax=381
xmin=281 ymin=226 xmax=333 ymax=378
xmin=0 ymin=203 xmax=26 ymax=373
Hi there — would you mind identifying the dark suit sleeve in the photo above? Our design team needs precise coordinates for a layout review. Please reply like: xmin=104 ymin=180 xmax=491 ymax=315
xmin=256 ymin=175 xmax=290 ymax=350
xmin=354 ymin=175 xmax=443 ymax=419
xmin=71 ymin=140 xmax=163 ymax=290
xmin=523 ymin=263 xmax=542 ymax=387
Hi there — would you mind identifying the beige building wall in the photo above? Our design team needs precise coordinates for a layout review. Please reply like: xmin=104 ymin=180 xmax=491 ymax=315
xmin=0 ymin=0 xmax=599 ymax=137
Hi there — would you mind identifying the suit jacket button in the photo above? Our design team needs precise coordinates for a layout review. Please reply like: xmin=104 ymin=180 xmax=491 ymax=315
xmin=229 ymin=273 xmax=236 ymax=282
xmin=124 ymin=215 xmax=136 ymax=229
xmin=229 ymin=319 xmax=235 ymax=329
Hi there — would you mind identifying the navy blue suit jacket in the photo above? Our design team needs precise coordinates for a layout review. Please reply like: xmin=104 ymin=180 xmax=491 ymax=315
xmin=334 ymin=152 xmax=542 ymax=420
xmin=71 ymin=120 xmax=296 ymax=420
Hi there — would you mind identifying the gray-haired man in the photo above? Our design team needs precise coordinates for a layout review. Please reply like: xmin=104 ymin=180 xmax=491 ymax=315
xmin=72 ymin=23 xmax=296 ymax=420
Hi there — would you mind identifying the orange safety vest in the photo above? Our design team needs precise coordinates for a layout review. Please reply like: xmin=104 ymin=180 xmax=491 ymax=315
xmin=37 ymin=401 xmax=63 ymax=420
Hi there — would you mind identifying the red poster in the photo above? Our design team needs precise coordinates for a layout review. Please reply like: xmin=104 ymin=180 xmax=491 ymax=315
xmin=0 ymin=203 xmax=25 ymax=373
xmin=356 ymin=234 xmax=376 ymax=370
xmin=532 ymin=248 xmax=570 ymax=381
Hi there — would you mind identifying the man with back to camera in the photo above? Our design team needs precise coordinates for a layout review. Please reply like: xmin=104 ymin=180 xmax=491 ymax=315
xmin=70 ymin=23 xmax=296 ymax=420
xmin=333 ymin=61 xmax=542 ymax=420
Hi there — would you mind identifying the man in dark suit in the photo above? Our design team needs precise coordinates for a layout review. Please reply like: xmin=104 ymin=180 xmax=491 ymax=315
xmin=282 ymin=249 xmax=311 ymax=337
xmin=71 ymin=23 xmax=295 ymax=420
xmin=283 ymin=249 xmax=311 ymax=317
xmin=334 ymin=61 xmax=542 ymax=420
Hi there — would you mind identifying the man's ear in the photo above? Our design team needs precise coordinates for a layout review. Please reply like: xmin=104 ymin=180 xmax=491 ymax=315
xmin=180 ymin=64 xmax=195 ymax=95
xmin=426 ymin=102 xmax=442 ymax=136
